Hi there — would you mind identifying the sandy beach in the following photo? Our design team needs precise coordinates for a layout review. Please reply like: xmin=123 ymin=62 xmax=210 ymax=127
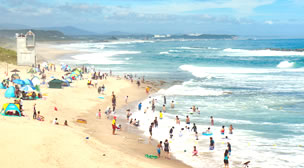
xmin=0 ymin=44 xmax=190 ymax=168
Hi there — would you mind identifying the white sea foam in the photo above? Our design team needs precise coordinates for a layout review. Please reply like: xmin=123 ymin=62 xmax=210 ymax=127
xmin=159 ymin=51 xmax=170 ymax=55
xmin=127 ymin=96 xmax=304 ymax=168
xmin=71 ymin=51 xmax=140 ymax=64
xmin=180 ymin=64 xmax=304 ymax=78
xmin=277 ymin=61 xmax=295 ymax=68
xmin=158 ymin=85 xmax=224 ymax=96
xmin=223 ymin=48 xmax=304 ymax=56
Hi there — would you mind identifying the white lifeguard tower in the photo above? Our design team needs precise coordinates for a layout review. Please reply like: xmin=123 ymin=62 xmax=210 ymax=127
xmin=16 ymin=30 xmax=36 ymax=66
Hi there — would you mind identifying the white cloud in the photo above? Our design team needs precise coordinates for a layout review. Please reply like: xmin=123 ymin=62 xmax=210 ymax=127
xmin=264 ymin=20 xmax=273 ymax=24
xmin=132 ymin=0 xmax=275 ymax=15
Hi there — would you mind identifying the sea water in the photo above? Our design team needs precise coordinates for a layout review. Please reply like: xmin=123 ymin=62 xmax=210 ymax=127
xmin=58 ymin=39 xmax=304 ymax=168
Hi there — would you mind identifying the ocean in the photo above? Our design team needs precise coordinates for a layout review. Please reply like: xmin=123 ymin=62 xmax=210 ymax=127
xmin=58 ymin=38 xmax=304 ymax=168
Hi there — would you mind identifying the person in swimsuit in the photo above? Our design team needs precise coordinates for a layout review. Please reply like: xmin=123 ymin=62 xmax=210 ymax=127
xmin=210 ymin=137 xmax=215 ymax=150
xmin=192 ymin=146 xmax=198 ymax=156
xmin=224 ymin=149 xmax=229 ymax=168
xmin=229 ymin=125 xmax=234 ymax=134
xmin=164 ymin=139 xmax=170 ymax=159
xmin=210 ymin=116 xmax=214 ymax=126
xmin=162 ymin=105 xmax=166 ymax=113
xmin=159 ymin=111 xmax=163 ymax=119
xmin=175 ymin=116 xmax=180 ymax=125
xmin=221 ymin=126 xmax=225 ymax=135
xmin=169 ymin=127 xmax=174 ymax=139
xmin=186 ymin=116 xmax=190 ymax=124
xmin=171 ymin=101 xmax=174 ymax=109
xmin=154 ymin=117 xmax=158 ymax=128
xmin=227 ymin=142 xmax=232 ymax=155
xmin=112 ymin=116 xmax=117 ymax=135
xmin=191 ymin=123 xmax=197 ymax=132
xmin=157 ymin=141 xmax=163 ymax=158
xmin=149 ymin=123 xmax=154 ymax=139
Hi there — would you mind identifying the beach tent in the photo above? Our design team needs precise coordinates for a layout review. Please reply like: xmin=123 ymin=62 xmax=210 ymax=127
xmin=48 ymin=79 xmax=63 ymax=89
xmin=35 ymin=85 xmax=41 ymax=92
xmin=31 ymin=76 xmax=41 ymax=86
xmin=62 ymin=80 xmax=70 ymax=87
xmin=1 ymin=103 xmax=21 ymax=117
xmin=28 ymin=67 xmax=37 ymax=74
xmin=23 ymin=79 xmax=34 ymax=87
xmin=20 ymin=85 xmax=35 ymax=93
xmin=13 ymin=79 xmax=25 ymax=85
xmin=5 ymin=86 xmax=16 ymax=98
xmin=0 ymin=83 xmax=6 ymax=89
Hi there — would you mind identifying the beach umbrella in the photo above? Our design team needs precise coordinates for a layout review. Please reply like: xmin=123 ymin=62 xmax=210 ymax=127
xmin=13 ymin=79 xmax=25 ymax=85
xmin=20 ymin=85 xmax=35 ymax=93
xmin=11 ymin=69 xmax=20 ymax=74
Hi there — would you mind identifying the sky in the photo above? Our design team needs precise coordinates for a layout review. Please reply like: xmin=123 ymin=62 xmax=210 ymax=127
xmin=0 ymin=0 xmax=303 ymax=37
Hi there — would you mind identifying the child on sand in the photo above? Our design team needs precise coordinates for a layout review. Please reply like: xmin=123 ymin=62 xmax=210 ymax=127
xmin=98 ymin=109 xmax=101 ymax=119
xmin=125 ymin=96 xmax=128 ymax=104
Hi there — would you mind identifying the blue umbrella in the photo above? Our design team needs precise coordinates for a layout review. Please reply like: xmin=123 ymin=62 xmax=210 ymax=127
xmin=20 ymin=85 xmax=35 ymax=93
xmin=13 ymin=79 xmax=25 ymax=85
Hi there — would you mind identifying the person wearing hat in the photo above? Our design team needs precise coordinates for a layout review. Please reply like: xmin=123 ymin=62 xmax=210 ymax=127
xmin=112 ymin=116 xmax=117 ymax=135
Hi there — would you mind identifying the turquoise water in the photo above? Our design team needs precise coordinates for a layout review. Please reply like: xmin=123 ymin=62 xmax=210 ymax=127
xmin=59 ymin=39 xmax=304 ymax=167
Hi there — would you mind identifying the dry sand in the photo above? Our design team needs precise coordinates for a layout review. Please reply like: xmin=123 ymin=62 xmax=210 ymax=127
xmin=0 ymin=44 xmax=190 ymax=168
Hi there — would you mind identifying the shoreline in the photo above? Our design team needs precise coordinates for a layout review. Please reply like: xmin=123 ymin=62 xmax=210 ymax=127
xmin=78 ymin=76 xmax=191 ymax=168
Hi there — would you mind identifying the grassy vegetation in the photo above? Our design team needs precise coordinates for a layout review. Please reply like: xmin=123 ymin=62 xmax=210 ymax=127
xmin=0 ymin=47 xmax=17 ymax=64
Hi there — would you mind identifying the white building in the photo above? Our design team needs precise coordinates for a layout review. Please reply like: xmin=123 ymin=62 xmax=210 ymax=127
xmin=16 ymin=30 xmax=36 ymax=66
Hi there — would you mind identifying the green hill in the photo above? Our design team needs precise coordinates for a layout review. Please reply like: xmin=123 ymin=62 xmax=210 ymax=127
xmin=0 ymin=47 xmax=17 ymax=64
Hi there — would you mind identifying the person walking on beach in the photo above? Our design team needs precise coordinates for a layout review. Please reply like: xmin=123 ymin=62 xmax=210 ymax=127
xmin=210 ymin=116 xmax=214 ymax=126
xmin=98 ymin=109 xmax=101 ymax=119
xmin=169 ymin=126 xmax=174 ymax=139
xmin=229 ymin=125 xmax=234 ymax=134
xmin=164 ymin=139 xmax=170 ymax=159
xmin=33 ymin=104 xmax=37 ymax=119
xmin=227 ymin=142 xmax=232 ymax=155
xmin=224 ymin=149 xmax=229 ymax=168
xmin=138 ymin=102 xmax=142 ymax=111
xmin=191 ymin=123 xmax=197 ymax=132
xmin=98 ymin=86 xmax=101 ymax=94
xmin=125 ymin=96 xmax=128 ymax=104
xmin=112 ymin=95 xmax=116 ymax=112
xmin=149 ymin=123 xmax=154 ymax=139
xmin=159 ymin=111 xmax=163 ymax=119
xmin=176 ymin=116 xmax=180 ymax=125
xmin=112 ymin=116 xmax=117 ymax=135
xmin=210 ymin=137 xmax=215 ymax=150
xmin=192 ymin=146 xmax=198 ymax=156
xmin=164 ymin=96 xmax=166 ymax=104
xmin=157 ymin=141 xmax=163 ymax=158
xmin=186 ymin=115 xmax=190 ymax=125
xmin=154 ymin=117 xmax=158 ymax=128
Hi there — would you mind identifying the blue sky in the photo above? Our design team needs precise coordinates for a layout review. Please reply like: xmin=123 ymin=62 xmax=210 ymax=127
xmin=0 ymin=0 xmax=303 ymax=37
